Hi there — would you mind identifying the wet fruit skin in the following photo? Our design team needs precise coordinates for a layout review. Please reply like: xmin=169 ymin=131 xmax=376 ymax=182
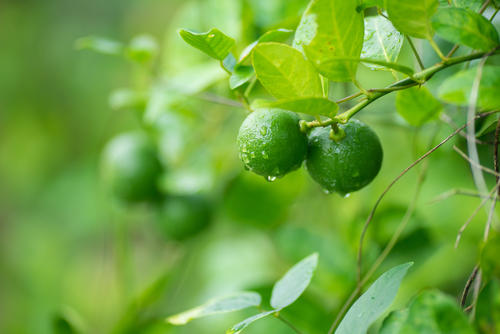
xmin=306 ymin=119 xmax=383 ymax=195
xmin=101 ymin=132 xmax=163 ymax=203
xmin=156 ymin=195 xmax=212 ymax=241
xmin=237 ymin=109 xmax=308 ymax=179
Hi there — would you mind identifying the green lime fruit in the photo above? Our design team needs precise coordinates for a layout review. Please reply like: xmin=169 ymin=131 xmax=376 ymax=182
xmin=237 ymin=109 xmax=307 ymax=179
xmin=156 ymin=195 xmax=212 ymax=241
xmin=306 ymin=119 xmax=383 ymax=195
xmin=101 ymin=132 xmax=163 ymax=203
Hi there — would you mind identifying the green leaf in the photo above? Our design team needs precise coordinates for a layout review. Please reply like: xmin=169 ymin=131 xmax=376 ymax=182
xmin=379 ymin=290 xmax=476 ymax=334
xmin=126 ymin=34 xmax=158 ymax=63
xmin=438 ymin=65 xmax=500 ymax=110
xmin=475 ymin=279 xmax=500 ymax=333
xmin=396 ymin=86 xmax=443 ymax=126
xmin=476 ymin=113 xmax=500 ymax=137
xmin=481 ymin=234 xmax=500 ymax=280
xmin=252 ymin=97 xmax=338 ymax=117
xmin=270 ymin=253 xmax=319 ymax=310
xmin=361 ymin=16 xmax=404 ymax=71
xmin=109 ymin=89 xmax=148 ymax=112
xmin=166 ymin=291 xmax=262 ymax=325
xmin=294 ymin=0 xmax=365 ymax=82
xmin=252 ymin=42 xmax=323 ymax=99
xmin=432 ymin=8 xmax=499 ymax=51
xmin=75 ymin=36 xmax=123 ymax=55
xmin=227 ymin=310 xmax=276 ymax=334
xmin=335 ymin=262 xmax=413 ymax=334
xmin=229 ymin=65 xmax=254 ymax=90
xmin=386 ymin=0 xmax=438 ymax=39
xmin=239 ymin=29 xmax=294 ymax=64
xmin=453 ymin=0 xmax=484 ymax=11
xmin=179 ymin=28 xmax=235 ymax=61
xmin=358 ymin=0 xmax=385 ymax=11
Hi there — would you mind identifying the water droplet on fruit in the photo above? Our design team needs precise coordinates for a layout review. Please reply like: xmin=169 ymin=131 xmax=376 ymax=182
xmin=208 ymin=34 xmax=215 ymax=38
xmin=261 ymin=151 xmax=269 ymax=159
xmin=260 ymin=127 xmax=267 ymax=136
xmin=250 ymin=151 xmax=256 ymax=158
xmin=241 ymin=144 xmax=248 ymax=153
xmin=343 ymin=193 xmax=351 ymax=198
xmin=352 ymin=171 xmax=360 ymax=177
xmin=266 ymin=176 xmax=277 ymax=182
xmin=323 ymin=189 xmax=331 ymax=195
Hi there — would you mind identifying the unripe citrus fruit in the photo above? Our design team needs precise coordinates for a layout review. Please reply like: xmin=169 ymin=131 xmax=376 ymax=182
xmin=101 ymin=132 xmax=163 ymax=203
xmin=156 ymin=195 xmax=212 ymax=240
xmin=306 ymin=119 xmax=383 ymax=195
xmin=237 ymin=109 xmax=307 ymax=179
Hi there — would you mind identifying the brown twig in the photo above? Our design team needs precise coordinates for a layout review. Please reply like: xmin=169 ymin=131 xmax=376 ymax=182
xmin=453 ymin=145 xmax=500 ymax=177
xmin=460 ymin=265 xmax=480 ymax=308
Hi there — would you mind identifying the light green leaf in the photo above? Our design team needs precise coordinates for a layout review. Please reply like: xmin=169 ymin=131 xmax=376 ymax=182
xmin=361 ymin=16 xmax=404 ymax=71
xmin=75 ymin=36 xmax=123 ymax=55
xmin=252 ymin=42 xmax=323 ymax=99
xmin=386 ymin=0 xmax=438 ymax=39
xmin=294 ymin=0 xmax=365 ymax=82
xmin=227 ymin=310 xmax=276 ymax=334
xmin=109 ymin=89 xmax=148 ymax=112
xmin=379 ymin=290 xmax=476 ymax=334
xmin=396 ymin=86 xmax=442 ymax=126
xmin=239 ymin=29 xmax=294 ymax=64
xmin=179 ymin=28 xmax=235 ymax=61
xmin=438 ymin=65 xmax=500 ymax=110
xmin=270 ymin=253 xmax=319 ymax=310
xmin=166 ymin=292 xmax=261 ymax=325
xmin=126 ymin=35 xmax=158 ymax=63
xmin=335 ymin=262 xmax=413 ymax=334
xmin=253 ymin=97 xmax=338 ymax=117
xmin=453 ymin=0 xmax=484 ymax=11
xmin=229 ymin=65 xmax=254 ymax=89
xmin=432 ymin=8 xmax=499 ymax=51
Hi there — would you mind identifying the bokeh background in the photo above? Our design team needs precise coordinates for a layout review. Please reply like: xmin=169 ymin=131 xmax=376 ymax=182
xmin=1 ymin=0 xmax=499 ymax=333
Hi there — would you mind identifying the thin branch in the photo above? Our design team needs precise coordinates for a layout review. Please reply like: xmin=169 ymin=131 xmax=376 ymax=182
xmin=429 ymin=188 xmax=500 ymax=204
xmin=453 ymin=145 xmax=500 ymax=177
xmin=276 ymin=314 xmax=305 ymax=334
xmin=356 ymin=111 xmax=500 ymax=284
xmin=336 ymin=91 xmax=363 ymax=105
xmin=407 ymin=37 xmax=425 ymax=70
xmin=440 ymin=113 xmax=492 ymax=145
xmin=454 ymin=179 xmax=500 ymax=248
xmin=461 ymin=265 xmax=479 ymax=308
xmin=195 ymin=93 xmax=243 ymax=108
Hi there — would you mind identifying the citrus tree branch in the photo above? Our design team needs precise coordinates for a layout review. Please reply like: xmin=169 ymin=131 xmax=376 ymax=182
xmin=304 ymin=49 xmax=500 ymax=128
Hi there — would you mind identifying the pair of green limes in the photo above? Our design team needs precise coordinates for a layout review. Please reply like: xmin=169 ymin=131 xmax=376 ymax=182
xmin=237 ymin=109 xmax=383 ymax=195
xmin=101 ymin=132 xmax=212 ymax=240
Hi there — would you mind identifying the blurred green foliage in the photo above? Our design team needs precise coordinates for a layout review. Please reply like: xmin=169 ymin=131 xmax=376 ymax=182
xmin=1 ymin=0 xmax=500 ymax=333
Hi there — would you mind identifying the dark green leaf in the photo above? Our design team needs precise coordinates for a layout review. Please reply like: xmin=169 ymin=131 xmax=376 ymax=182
xmin=335 ymin=262 xmax=413 ymax=334
xmin=476 ymin=113 xmax=500 ymax=137
xmin=166 ymin=292 xmax=262 ymax=325
xmin=358 ymin=0 xmax=385 ymax=11
xmin=239 ymin=29 xmax=294 ymax=64
xmin=270 ymin=253 xmax=319 ymax=310
xmin=396 ymin=86 xmax=443 ymax=126
xmin=252 ymin=42 xmax=323 ymax=99
xmin=386 ymin=0 xmax=439 ymax=39
xmin=179 ymin=28 xmax=235 ymax=61
xmin=481 ymin=234 xmax=500 ymax=280
xmin=438 ymin=65 xmax=500 ymax=110
xmin=294 ymin=0 xmax=365 ymax=82
xmin=379 ymin=290 xmax=476 ymax=334
xmin=126 ymin=34 xmax=158 ymax=63
xmin=361 ymin=16 xmax=404 ymax=71
xmin=229 ymin=66 xmax=254 ymax=89
xmin=253 ymin=97 xmax=338 ymax=117
xmin=475 ymin=279 xmax=500 ymax=334
xmin=432 ymin=8 xmax=499 ymax=51
xmin=75 ymin=36 xmax=123 ymax=55
xmin=227 ymin=310 xmax=276 ymax=334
